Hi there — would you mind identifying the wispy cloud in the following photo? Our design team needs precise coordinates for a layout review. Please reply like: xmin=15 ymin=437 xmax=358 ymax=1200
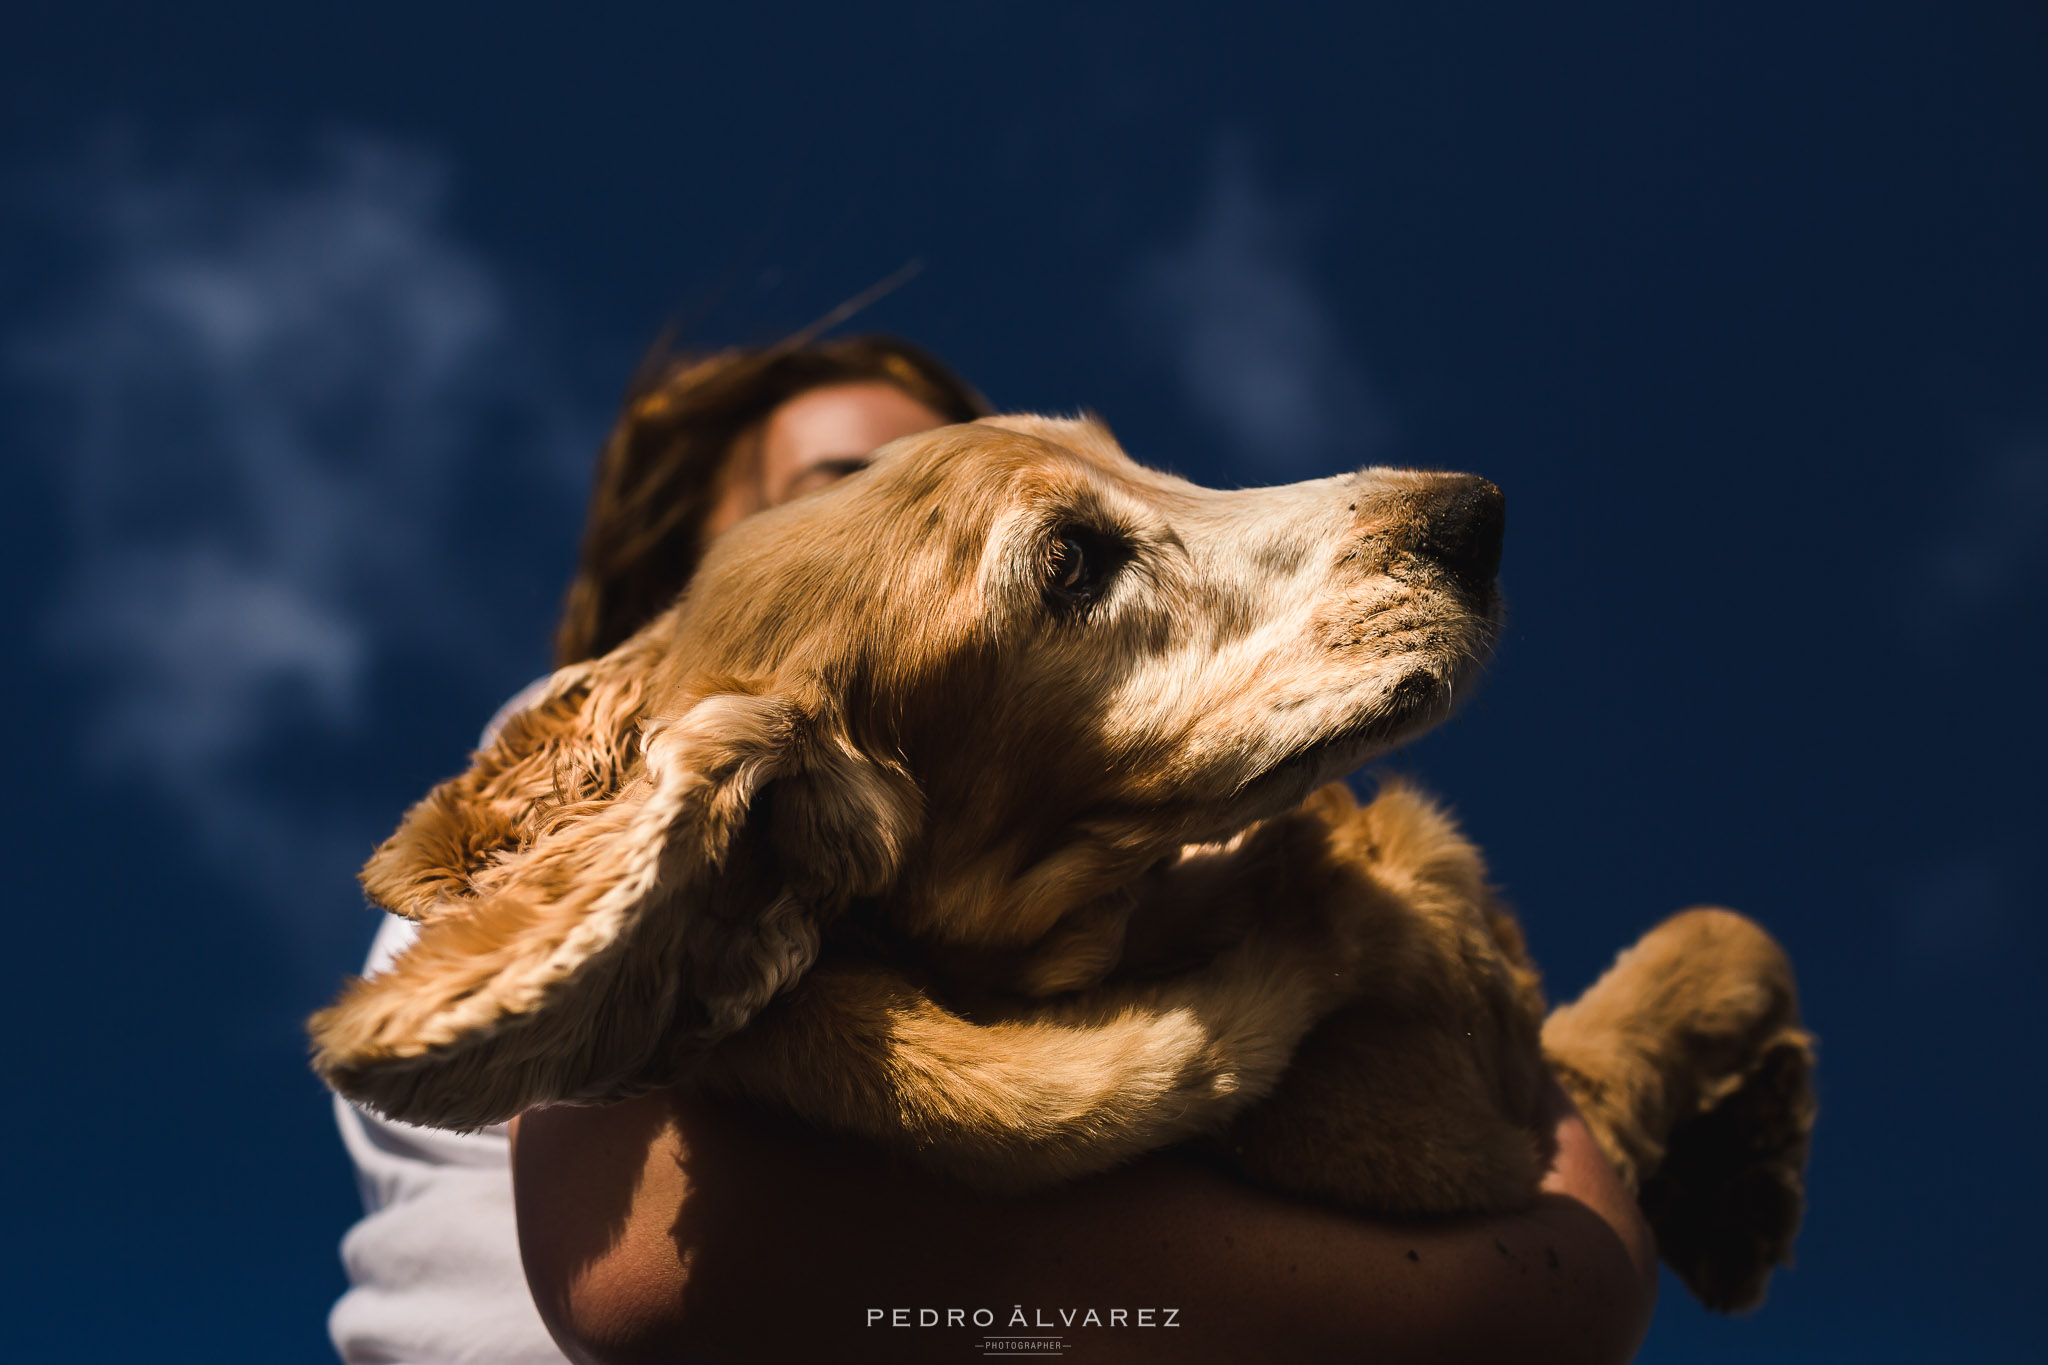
xmin=13 ymin=132 xmax=588 ymax=961
xmin=1128 ymin=135 xmax=1384 ymax=478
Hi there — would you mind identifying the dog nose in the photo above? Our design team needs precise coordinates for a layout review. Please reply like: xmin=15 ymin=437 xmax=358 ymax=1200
xmin=1415 ymin=476 xmax=1505 ymax=595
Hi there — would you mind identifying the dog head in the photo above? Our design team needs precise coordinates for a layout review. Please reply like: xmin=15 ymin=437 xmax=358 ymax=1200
xmin=310 ymin=415 xmax=1503 ymax=1127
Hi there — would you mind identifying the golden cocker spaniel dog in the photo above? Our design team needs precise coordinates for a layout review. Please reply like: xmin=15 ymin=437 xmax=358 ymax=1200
xmin=312 ymin=415 xmax=1814 ymax=1311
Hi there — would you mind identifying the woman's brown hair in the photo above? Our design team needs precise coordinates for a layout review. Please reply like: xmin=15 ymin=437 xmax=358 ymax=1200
xmin=553 ymin=335 xmax=989 ymax=666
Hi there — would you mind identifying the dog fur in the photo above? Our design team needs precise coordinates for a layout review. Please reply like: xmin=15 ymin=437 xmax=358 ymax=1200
xmin=311 ymin=415 xmax=1814 ymax=1312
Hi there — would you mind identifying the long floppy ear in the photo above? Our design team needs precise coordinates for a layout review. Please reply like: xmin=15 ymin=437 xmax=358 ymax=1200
xmin=354 ymin=651 xmax=656 ymax=926
xmin=309 ymin=664 xmax=919 ymax=1131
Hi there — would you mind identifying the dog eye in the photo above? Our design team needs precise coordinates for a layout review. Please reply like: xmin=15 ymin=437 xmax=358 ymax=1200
xmin=1045 ymin=529 xmax=1114 ymax=608
xmin=1052 ymin=536 xmax=1087 ymax=591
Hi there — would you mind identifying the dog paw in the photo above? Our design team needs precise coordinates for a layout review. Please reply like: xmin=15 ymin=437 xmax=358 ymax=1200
xmin=1639 ymin=1029 xmax=1816 ymax=1312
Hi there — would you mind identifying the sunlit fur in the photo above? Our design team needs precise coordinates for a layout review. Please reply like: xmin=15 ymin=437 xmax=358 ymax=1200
xmin=310 ymin=415 xmax=1813 ymax=1311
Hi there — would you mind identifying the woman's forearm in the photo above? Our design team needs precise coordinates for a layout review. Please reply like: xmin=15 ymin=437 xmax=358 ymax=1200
xmin=513 ymin=1078 xmax=1656 ymax=1365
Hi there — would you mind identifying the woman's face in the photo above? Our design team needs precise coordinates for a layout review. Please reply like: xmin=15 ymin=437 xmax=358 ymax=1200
xmin=703 ymin=381 xmax=951 ymax=539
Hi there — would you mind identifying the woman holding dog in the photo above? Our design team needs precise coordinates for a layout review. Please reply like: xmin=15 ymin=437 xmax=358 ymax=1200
xmin=331 ymin=335 xmax=1658 ymax=1364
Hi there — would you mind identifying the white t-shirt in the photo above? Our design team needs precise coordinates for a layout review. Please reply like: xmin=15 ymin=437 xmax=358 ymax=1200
xmin=330 ymin=679 xmax=570 ymax=1364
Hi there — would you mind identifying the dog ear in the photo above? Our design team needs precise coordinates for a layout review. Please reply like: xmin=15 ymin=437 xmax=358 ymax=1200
xmin=310 ymin=662 xmax=919 ymax=1131
xmin=354 ymin=652 xmax=656 ymax=926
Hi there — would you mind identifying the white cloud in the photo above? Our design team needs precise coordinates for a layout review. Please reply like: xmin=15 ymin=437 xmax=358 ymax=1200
xmin=1129 ymin=135 xmax=1385 ymax=477
xmin=13 ymin=132 xmax=586 ymax=959
xmin=57 ymin=546 xmax=365 ymax=773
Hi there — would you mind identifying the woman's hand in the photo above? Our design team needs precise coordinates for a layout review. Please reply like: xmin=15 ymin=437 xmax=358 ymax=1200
xmin=512 ymin=1074 xmax=1656 ymax=1365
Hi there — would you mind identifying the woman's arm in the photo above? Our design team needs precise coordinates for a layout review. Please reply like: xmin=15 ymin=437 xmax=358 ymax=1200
xmin=512 ymin=1077 xmax=1657 ymax=1365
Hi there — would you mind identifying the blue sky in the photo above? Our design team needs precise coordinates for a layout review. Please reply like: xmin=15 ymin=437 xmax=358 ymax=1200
xmin=3 ymin=3 xmax=2044 ymax=1360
